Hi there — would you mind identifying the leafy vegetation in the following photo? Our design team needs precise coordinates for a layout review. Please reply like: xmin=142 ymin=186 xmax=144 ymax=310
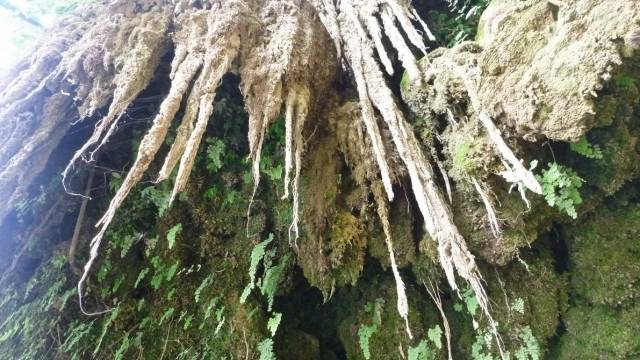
xmin=429 ymin=0 xmax=490 ymax=47
xmin=570 ymin=138 xmax=603 ymax=160
xmin=537 ymin=163 xmax=584 ymax=219
xmin=358 ymin=298 xmax=385 ymax=360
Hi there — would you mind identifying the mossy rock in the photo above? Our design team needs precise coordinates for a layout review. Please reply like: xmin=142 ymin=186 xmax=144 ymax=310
xmin=565 ymin=202 xmax=640 ymax=305
xmin=553 ymin=304 xmax=640 ymax=359
xmin=335 ymin=275 xmax=442 ymax=360
xmin=485 ymin=252 xmax=568 ymax=352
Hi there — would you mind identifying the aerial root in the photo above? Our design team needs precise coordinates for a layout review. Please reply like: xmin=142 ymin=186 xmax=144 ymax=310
xmin=472 ymin=176 xmax=501 ymax=237
xmin=335 ymin=0 xmax=506 ymax=355
xmin=380 ymin=7 xmax=421 ymax=79
xmin=424 ymin=279 xmax=453 ymax=360
xmin=373 ymin=182 xmax=413 ymax=339
xmin=366 ymin=15 xmax=394 ymax=75
xmin=78 ymin=52 xmax=203 ymax=315
xmin=170 ymin=50 xmax=239 ymax=203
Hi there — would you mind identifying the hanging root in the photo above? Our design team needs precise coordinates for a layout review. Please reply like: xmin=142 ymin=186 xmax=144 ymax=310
xmin=62 ymin=9 xmax=171 ymax=195
xmin=333 ymin=0 xmax=505 ymax=354
xmin=288 ymin=88 xmax=310 ymax=244
xmin=332 ymin=101 xmax=413 ymax=339
xmin=424 ymin=279 xmax=453 ymax=360
xmin=373 ymin=182 xmax=413 ymax=339
xmin=472 ymin=176 xmax=501 ymax=238
xmin=78 ymin=51 xmax=203 ymax=315
xmin=76 ymin=2 xmax=255 ymax=313
xmin=0 ymin=2 xmax=505 ymax=345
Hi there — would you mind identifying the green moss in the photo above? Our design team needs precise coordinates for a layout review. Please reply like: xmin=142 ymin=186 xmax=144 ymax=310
xmin=565 ymin=202 xmax=640 ymax=305
xmin=328 ymin=211 xmax=367 ymax=287
xmin=369 ymin=196 xmax=416 ymax=269
xmin=335 ymin=276 xmax=441 ymax=360
xmin=485 ymin=253 xmax=568 ymax=352
xmin=553 ymin=304 xmax=640 ymax=359
xmin=453 ymin=141 xmax=472 ymax=173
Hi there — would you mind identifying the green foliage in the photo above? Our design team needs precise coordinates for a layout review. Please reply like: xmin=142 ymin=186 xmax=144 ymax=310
xmin=453 ymin=141 xmax=472 ymax=172
xmin=537 ymin=163 xmax=583 ymax=219
xmin=408 ymin=339 xmax=436 ymax=360
xmin=470 ymin=330 xmax=495 ymax=360
xmin=167 ymin=223 xmax=182 ymax=250
xmin=134 ymin=268 xmax=150 ymax=288
xmin=0 ymin=253 xmax=78 ymax=359
xmin=260 ymin=254 xmax=290 ymax=311
xmin=358 ymin=298 xmax=385 ymax=360
xmin=257 ymin=338 xmax=276 ymax=360
xmin=455 ymin=287 xmax=479 ymax=317
xmin=613 ymin=74 xmax=637 ymax=88
xmin=514 ymin=327 xmax=540 ymax=360
xmin=159 ymin=307 xmax=175 ymax=325
xmin=428 ymin=325 xmax=443 ymax=350
xmin=62 ymin=321 xmax=95 ymax=359
xmin=511 ymin=298 xmax=525 ymax=315
xmin=267 ymin=312 xmax=282 ymax=336
xmin=93 ymin=307 xmax=121 ymax=355
xmin=407 ymin=325 xmax=442 ymax=360
xmin=119 ymin=233 xmax=138 ymax=258
xmin=194 ymin=274 xmax=213 ymax=303
xmin=358 ymin=324 xmax=378 ymax=360
xmin=240 ymin=234 xmax=274 ymax=303
xmin=149 ymin=257 xmax=180 ymax=290
xmin=205 ymin=138 xmax=226 ymax=174
xmin=430 ymin=0 xmax=490 ymax=47
xmin=141 ymin=184 xmax=171 ymax=216
xmin=570 ymin=138 xmax=603 ymax=159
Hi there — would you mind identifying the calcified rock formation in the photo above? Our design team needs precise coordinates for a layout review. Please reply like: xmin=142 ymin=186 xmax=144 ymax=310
xmin=0 ymin=0 xmax=504 ymax=341
xmin=1 ymin=0 xmax=639 ymax=357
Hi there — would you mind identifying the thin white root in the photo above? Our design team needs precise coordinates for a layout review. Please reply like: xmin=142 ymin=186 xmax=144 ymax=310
xmin=337 ymin=2 xmax=505 ymax=355
xmin=424 ymin=280 xmax=453 ymax=360
xmin=381 ymin=7 xmax=421 ymax=80
xmin=156 ymin=76 xmax=202 ymax=183
xmin=170 ymin=48 xmax=239 ymax=202
xmin=478 ymin=113 xmax=542 ymax=195
xmin=282 ymin=90 xmax=297 ymax=200
xmin=373 ymin=184 xmax=413 ymax=339
xmin=472 ymin=176 xmax=501 ymax=238
xmin=384 ymin=0 xmax=427 ymax=54
xmin=77 ymin=53 xmax=203 ymax=315
xmin=437 ymin=159 xmax=453 ymax=203
xmin=289 ymin=88 xmax=310 ymax=244
xmin=411 ymin=8 xmax=436 ymax=41
xmin=366 ymin=16 xmax=394 ymax=75
xmin=340 ymin=2 xmax=395 ymax=201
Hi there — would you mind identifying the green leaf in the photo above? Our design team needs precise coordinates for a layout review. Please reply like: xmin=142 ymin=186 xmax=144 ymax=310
xmin=195 ymin=275 xmax=213 ymax=303
xmin=408 ymin=339 xmax=435 ymax=360
xmin=512 ymin=298 xmax=525 ymax=314
xmin=240 ymin=234 xmax=274 ymax=304
xmin=463 ymin=288 xmax=479 ymax=317
xmin=134 ymin=268 xmax=149 ymax=288
xmin=358 ymin=324 xmax=378 ymax=360
xmin=167 ymin=223 xmax=182 ymax=250
xmin=428 ymin=325 xmax=443 ymax=350
xmin=93 ymin=307 xmax=120 ymax=355
xmin=267 ymin=312 xmax=282 ymax=336
xmin=159 ymin=307 xmax=175 ymax=325
xmin=570 ymin=138 xmax=603 ymax=160
xmin=257 ymin=338 xmax=276 ymax=360
xmin=260 ymin=254 xmax=290 ymax=311
xmin=205 ymin=138 xmax=226 ymax=173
